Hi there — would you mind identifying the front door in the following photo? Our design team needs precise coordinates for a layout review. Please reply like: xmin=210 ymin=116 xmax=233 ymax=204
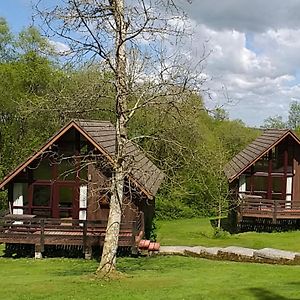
xmin=52 ymin=183 xmax=78 ymax=219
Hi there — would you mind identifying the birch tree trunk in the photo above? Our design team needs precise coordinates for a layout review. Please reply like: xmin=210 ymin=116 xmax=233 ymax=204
xmin=37 ymin=0 xmax=204 ymax=275
xmin=98 ymin=0 xmax=128 ymax=274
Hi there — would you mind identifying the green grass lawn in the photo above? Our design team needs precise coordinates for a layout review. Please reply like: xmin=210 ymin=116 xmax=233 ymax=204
xmin=0 ymin=255 xmax=300 ymax=300
xmin=157 ymin=218 xmax=300 ymax=252
xmin=2 ymin=218 xmax=300 ymax=299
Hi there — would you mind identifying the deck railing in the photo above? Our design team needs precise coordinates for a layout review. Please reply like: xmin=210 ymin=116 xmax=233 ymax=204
xmin=0 ymin=214 xmax=144 ymax=252
xmin=239 ymin=196 xmax=300 ymax=221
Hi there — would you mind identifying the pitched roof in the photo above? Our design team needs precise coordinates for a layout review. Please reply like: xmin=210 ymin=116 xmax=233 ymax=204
xmin=76 ymin=120 xmax=165 ymax=196
xmin=224 ymin=129 xmax=300 ymax=183
xmin=0 ymin=120 xmax=165 ymax=198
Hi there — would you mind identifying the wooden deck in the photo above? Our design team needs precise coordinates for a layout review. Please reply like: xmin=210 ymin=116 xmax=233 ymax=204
xmin=0 ymin=214 xmax=144 ymax=256
xmin=239 ymin=197 xmax=300 ymax=222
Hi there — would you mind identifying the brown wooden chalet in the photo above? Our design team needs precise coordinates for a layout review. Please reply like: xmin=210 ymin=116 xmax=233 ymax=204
xmin=0 ymin=120 xmax=164 ymax=257
xmin=224 ymin=129 xmax=300 ymax=231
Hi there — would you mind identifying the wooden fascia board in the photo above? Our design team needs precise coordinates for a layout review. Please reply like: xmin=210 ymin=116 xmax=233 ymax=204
xmin=127 ymin=175 xmax=153 ymax=200
xmin=228 ymin=131 xmax=299 ymax=183
xmin=288 ymin=130 xmax=300 ymax=145
xmin=0 ymin=121 xmax=75 ymax=189
xmin=71 ymin=122 xmax=114 ymax=164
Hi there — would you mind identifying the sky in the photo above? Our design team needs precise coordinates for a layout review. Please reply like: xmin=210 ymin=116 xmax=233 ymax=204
xmin=178 ymin=0 xmax=300 ymax=126
xmin=1 ymin=0 xmax=300 ymax=127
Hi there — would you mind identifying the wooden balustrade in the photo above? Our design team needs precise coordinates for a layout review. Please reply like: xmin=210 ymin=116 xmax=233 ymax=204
xmin=0 ymin=216 xmax=142 ymax=250
xmin=238 ymin=196 xmax=300 ymax=222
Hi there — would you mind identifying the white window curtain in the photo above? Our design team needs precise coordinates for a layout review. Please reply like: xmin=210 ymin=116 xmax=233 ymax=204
xmin=13 ymin=183 xmax=24 ymax=215
xmin=79 ymin=185 xmax=87 ymax=221
xmin=285 ymin=177 xmax=292 ymax=209
xmin=239 ymin=175 xmax=246 ymax=197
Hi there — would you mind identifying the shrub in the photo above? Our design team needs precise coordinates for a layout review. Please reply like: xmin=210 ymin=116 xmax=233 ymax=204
xmin=155 ymin=196 xmax=197 ymax=220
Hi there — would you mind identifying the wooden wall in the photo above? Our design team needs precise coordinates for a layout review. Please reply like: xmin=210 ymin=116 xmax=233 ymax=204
xmin=293 ymin=145 xmax=300 ymax=201
xmin=86 ymin=163 xmax=154 ymax=235
xmin=87 ymin=163 xmax=109 ymax=221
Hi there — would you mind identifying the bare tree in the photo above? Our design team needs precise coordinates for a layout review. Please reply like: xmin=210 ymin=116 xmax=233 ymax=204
xmin=36 ymin=0 xmax=206 ymax=275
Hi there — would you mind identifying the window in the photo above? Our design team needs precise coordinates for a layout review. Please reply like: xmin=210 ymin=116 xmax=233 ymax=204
xmin=13 ymin=183 xmax=28 ymax=206
xmin=81 ymin=166 xmax=88 ymax=180
xmin=58 ymin=185 xmax=73 ymax=218
xmin=253 ymin=154 xmax=269 ymax=173
xmin=253 ymin=176 xmax=268 ymax=192
xmin=58 ymin=159 xmax=76 ymax=180
xmin=59 ymin=186 xmax=73 ymax=208
xmin=246 ymin=176 xmax=252 ymax=192
xmin=272 ymin=177 xmax=283 ymax=194
xmin=12 ymin=183 xmax=28 ymax=214
xmin=33 ymin=185 xmax=51 ymax=206
xmin=33 ymin=159 xmax=52 ymax=180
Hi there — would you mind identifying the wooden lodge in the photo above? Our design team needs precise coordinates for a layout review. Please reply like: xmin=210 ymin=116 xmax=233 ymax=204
xmin=224 ymin=129 xmax=300 ymax=231
xmin=0 ymin=120 xmax=164 ymax=257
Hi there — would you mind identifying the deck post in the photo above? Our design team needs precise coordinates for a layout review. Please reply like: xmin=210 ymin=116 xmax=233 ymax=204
xmin=35 ymin=244 xmax=43 ymax=259
xmin=131 ymin=221 xmax=138 ymax=255
xmin=35 ymin=218 xmax=45 ymax=258
xmin=40 ymin=219 xmax=45 ymax=252
xmin=237 ymin=211 xmax=242 ymax=223
xmin=272 ymin=200 xmax=277 ymax=224
xmin=267 ymin=150 xmax=273 ymax=199
xmin=84 ymin=247 xmax=92 ymax=260
xmin=82 ymin=220 xmax=87 ymax=254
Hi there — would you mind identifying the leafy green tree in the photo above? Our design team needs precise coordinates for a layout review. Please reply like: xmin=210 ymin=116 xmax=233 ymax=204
xmin=262 ymin=115 xmax=286 ymax=129
xmin=0 ymin=22 xmax=63 ymax=176
xmin=288 ymin=101 xmax=300 ymax=130
xmin=212 ymin=107 xmax=229 ymax=121
xmin=213 ymin=119 xmax=259 ymax=159
xmin=0 ymin=17 xmax=13 ymax=61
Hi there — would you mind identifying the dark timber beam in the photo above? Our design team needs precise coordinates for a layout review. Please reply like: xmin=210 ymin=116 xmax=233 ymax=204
xmin=267 ymin=150 xmax=272 ymax=200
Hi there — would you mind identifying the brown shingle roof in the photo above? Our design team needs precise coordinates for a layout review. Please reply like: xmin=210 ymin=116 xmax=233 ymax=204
xmin=76 ymin=120 xmax=164 ymax=196
xmin=0 ymin=120 xmax=165 ymax=198
xmin=224 ymin=129 xmax=300 ymax=183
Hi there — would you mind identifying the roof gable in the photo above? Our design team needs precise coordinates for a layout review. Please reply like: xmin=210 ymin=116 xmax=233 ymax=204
xmin=224 ymin=129 xmax=300 ymax=183
xmin=0 ymin=120 xmax=165 ymax=198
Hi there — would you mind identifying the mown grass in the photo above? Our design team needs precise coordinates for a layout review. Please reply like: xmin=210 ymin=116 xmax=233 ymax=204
xmin=157 ymin=218 xmax=300 ymax=252
xmin=0 ymin=255 xmax=300 ymax=299
xmin=2 ymin=218 xmax=300 ymax=299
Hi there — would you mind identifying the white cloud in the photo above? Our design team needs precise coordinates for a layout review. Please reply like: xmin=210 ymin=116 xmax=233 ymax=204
xmin=48 ymin=40 xmax=70 ymax=54
xmin=175 ymin=20 xmax=300 ymax=126
xmin=163 ymin=2 xmax=300 ymax=126
xmin=177 ymin=0 xmax=300 ymax=33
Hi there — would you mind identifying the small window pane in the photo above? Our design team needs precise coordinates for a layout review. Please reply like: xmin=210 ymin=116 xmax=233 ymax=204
xmin=253 ymin=155 xmax=269 ymax=172
xmin=33 ymin=185 xmax=51 ymax=206
xmin=58 ymin=159 xmax=76 ymax=180
xmin=272 ymin=177 xmax=283 ymax=193
xmin=79 ymin=166 xmax=88 ymax=181
xmin=59 ymin=186 xmax=73 ymax=208
xmin=253 ymin=176 xmax=267 ymax=192
xmin=246 ymin=176 xmax=251 ymax=192
xmin=33 ymin=160 xmax=52 ymax=180
xmin=13 ymin=183 xmax=28 ymax=206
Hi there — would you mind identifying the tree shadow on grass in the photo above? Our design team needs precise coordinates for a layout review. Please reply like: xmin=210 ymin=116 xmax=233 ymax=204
xmin=248 ymin=288 xmax=299 ymax=300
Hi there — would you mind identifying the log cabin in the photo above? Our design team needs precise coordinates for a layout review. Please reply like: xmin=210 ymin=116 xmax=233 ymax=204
xmin=224 ymin=129 xmax=300 ymax=231
xmin=0 ymin=120 xmax=164 ymax=257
